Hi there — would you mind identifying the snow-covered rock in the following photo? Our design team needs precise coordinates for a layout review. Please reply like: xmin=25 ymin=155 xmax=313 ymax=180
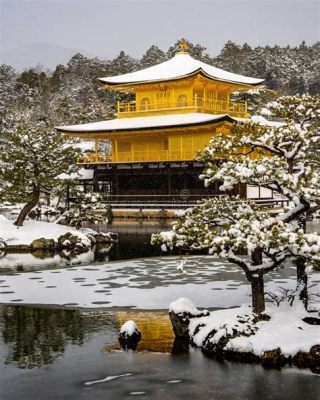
xmin=120 ymin=320 xmax=140 ymax=336
xmin=0 ymin=238 xmax=7 ymax=251
xmin=169 ymin=297 xmax=204 ymax=316
xmin=187 ymin=302 xmax=320 ymax=370
xmin=118 ymin=320 xmax=141 ymax=350
xmin=0 ymin=219 xmax=116 ymax=256
xmin=169 ymin=297 xmax=209 ymax=338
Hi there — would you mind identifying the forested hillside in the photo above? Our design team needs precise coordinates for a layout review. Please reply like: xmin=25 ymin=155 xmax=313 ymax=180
xmin=1 ymin=39 xmax=319 ymax=131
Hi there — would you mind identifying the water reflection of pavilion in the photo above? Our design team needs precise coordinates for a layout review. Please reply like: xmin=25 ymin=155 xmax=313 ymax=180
xmin=113 ymin=311 xmax=174 ymax=353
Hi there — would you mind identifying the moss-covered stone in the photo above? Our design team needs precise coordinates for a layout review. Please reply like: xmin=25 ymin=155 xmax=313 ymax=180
xmin=5 ymin=245 xmax=31 ymax=252
xmin=261 ymin=348 xmax=285 ymax=367
xmin=57 ymin=232 xmax=91 ymax=254
xmin=31 ymin=238 xmax=56 ymax=250
xmin=93 ymin=232 xmax=117 ymax=244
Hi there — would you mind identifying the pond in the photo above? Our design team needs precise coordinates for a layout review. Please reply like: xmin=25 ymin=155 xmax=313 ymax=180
xmin=0 ymin=305 xmax=319 ymax=400
xmin=0 ymin=217 xmax=320 ymax=399
xmin=0 ymin=218 xmax=172 ymax=273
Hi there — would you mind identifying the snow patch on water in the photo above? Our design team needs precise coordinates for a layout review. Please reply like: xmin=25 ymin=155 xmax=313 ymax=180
xmin=84 ymin=373 xmax=132 ymax=386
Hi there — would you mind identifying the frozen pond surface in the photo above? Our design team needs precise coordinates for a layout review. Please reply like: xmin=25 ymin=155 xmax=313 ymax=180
xmin=1 ymin=255 xmax=319 ymax=310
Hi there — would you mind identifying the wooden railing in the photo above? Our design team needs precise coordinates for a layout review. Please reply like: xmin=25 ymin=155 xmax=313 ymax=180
xmin=115 ymin=150 xmax=195 ymax=163
xmin=117 ymin=96 xmax=247 ymax=117
xmin=67 ymin=194 xmax=288 ymax=210
xmin=77 ymin=150 xmax=198 ymax=164
xmin=77 ymin=153 xmax=111 ymax=164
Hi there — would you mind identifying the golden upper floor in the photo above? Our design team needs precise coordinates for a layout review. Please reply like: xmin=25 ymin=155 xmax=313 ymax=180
xmin=116 ymin=76 xmax=248 ymax=118
xmin=99 ymin=50 xmax=264 ymax=119
xmin=56 ymin=44 xmax=265 ymax=164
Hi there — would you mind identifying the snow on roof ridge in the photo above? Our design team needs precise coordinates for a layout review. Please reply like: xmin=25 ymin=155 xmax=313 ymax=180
xmin=99 ymin=53 xmax=264 ymax=86
xmin=56 ymin=113 xmax=235 ymax=133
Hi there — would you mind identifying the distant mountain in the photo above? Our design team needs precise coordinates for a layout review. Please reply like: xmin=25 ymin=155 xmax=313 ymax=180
xmin=0 ymin=43 xmax=97 ymax=71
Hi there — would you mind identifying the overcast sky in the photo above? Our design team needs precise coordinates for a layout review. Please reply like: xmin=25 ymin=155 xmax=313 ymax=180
xmin=1 ymin=0 xmax=319 ymax=59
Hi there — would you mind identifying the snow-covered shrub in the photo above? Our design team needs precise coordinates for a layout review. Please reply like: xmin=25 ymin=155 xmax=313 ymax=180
xmin=57 ymin=192 xmax=112 ymax=229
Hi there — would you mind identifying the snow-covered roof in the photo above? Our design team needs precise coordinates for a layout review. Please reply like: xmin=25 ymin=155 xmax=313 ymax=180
xmin=56 ymin=113 xmax=235 ymax=134
xmin=58 ymin=168 xmax=94 ymax=180
xmin=236 ymin=115 xmax=284 ymax=127
xmin=99 ymin=53 xmax=264 ymax=87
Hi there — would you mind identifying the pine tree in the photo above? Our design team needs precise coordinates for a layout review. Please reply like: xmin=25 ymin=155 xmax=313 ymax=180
xmin=110 ymin=51 xmax=137 ymax=75
xmin=57 ymin=192 xmax=112 ymax=229
xmin=153 ymin=95 xmax=320 ymax=313
xmin=139 ymin=45 xmax=167 ymax=68
xmin=0 ymin=122 xmax=79 ymax=226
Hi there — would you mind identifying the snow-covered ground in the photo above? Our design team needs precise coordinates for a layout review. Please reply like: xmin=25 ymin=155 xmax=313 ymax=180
xmin=0 ymin=256 xmax=319 ymax=310
xmin=0 ymin=217 xmax=89 ymax=246
xmin=188 ymin=301 xmax=319 ymax=358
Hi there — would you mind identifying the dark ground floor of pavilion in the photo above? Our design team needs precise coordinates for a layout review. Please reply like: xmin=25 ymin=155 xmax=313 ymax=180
xmin=71 ymin=161 xmax=246 ymax=204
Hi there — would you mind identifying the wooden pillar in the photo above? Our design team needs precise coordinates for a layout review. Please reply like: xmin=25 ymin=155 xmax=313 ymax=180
xmin=114 ymin=139 xmax=118 ymax=163
xmin=95 ymin=139 xmax=99 ymax=162
xmin=114 ymin=172 xmax=119 ymax=197
xmin=227 ymin=91 xmax=230 ymax=112
xmin=167 ymin=168 xmax=171 ymax=195
xmin=93 ymin=165 xmax=99 ymax=192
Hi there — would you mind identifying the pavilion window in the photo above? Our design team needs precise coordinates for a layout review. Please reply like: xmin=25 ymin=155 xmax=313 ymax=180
xmin=177 ymin=94 xmax=187 ymax=107
xmin=141 ymin=98 xmax=150 ymax=110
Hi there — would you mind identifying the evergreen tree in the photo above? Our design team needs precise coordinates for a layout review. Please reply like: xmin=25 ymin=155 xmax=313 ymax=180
xmin=139 ymin=45 xmax=167 ymax=68
xmin=110 ymin=51 xmax=137 ymax=75
xmin=57 ymin=192 xmax=111 ymax=229
xmin=214 ymin=40 xmax=244 ymax=73
xmin=153 ymin=95 xmax=320 ymax=313
xmin=0 ymin=122 xmax=79 ymax=226
xmin=0 ymin=64 xmax=36 ymax=131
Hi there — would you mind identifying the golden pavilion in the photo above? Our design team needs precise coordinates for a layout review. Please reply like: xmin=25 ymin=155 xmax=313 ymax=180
xmin=56 ymin=41 xmax=265 ymax=202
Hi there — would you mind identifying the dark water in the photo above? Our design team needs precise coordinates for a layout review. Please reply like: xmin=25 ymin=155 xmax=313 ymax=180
xmin=99 ymin=218 xmax=173 ymax=261
xmin=0 ymin=305 xmax=319 ymax=400
xmin=0 ymin=218 xmax=173 ymax=274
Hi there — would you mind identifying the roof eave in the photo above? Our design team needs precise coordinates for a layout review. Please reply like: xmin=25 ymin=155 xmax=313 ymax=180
xmin=98 ymin=68 xmax=264 ymax=89
xmin=56 ymin=114 xmax=236 ymax=135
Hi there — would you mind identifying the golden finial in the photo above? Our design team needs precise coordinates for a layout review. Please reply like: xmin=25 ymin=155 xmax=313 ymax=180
xmin=178 ymin=39 xmax=190 ymax=53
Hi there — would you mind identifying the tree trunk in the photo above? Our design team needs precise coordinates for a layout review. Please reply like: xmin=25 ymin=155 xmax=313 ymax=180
xmin=14 ymin=191 xmax=40 ymax=227
xmin=66 ymin=184 xmax=70 ymax=210
xmin=296 ymin=256 xmax=308 ymax=309
xmin=250 ymin=248 xmax=265 ymax=313
xmin=251 ymin=274 xmax=265 ymax=314
xmin=296 ymin=212 xmax=308 ymax=309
